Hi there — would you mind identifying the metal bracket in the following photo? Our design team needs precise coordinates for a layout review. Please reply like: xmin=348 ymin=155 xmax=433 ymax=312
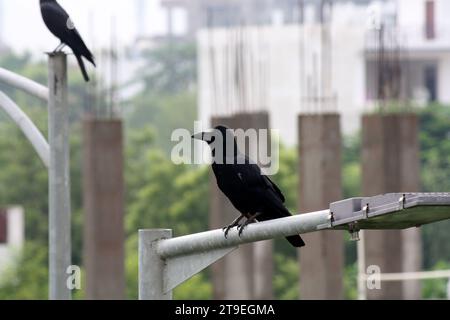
xmin=348 ymin=223 xmax=360 ymax=241
xmin=164 ymin=246 xmax=237 ymax=293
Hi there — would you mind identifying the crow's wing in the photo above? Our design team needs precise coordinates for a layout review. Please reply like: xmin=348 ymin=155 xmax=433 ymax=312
xmin=233 ymin=154 xmax=263 ymax=185
xmin=226 ymin=154 xmax=305 ymax=247
xmin=262 ymin=175 xmax=286 ymax=203
xmin=41 ymin=2 xmax=70 ymax=40
xmin=234 ymin=154 xmax=285 ymax=203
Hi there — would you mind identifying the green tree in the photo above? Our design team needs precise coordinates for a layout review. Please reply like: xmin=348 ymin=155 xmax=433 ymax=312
xmin=419 ymin=104 xmax=450 ymax=268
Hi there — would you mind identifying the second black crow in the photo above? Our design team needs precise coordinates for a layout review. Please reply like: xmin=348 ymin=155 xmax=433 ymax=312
xmin=40 ymin=0 xmax=96 ymax=82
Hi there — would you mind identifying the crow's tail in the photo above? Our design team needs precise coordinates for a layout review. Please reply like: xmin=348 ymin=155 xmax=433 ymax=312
xmin=286 ymin=235 xmax=305 ymax=248
xmin=75 ymin=54 xmax=90 ymax=82
xmin=260 ymin=190 xmax=307 ymax=248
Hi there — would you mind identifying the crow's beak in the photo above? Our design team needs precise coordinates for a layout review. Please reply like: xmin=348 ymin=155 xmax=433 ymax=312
xmin=191 ymin=132 xmax=204 ymax=140
xmin=192 ymin=131 xmax=214 ymax=143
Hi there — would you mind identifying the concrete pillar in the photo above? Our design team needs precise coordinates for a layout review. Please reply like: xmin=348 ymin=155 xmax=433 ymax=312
xmin=234 ymin=112 xmax=274 ymax=300
xmin=83 ymin=118 xmax=125 ymax=300
xmin=361 ymin=114 xmax=421 ymax=300
xmin=209 ymin=112 xmax=273 ymax=299
xmin=298 ymin=113 xmax=344 ymax=300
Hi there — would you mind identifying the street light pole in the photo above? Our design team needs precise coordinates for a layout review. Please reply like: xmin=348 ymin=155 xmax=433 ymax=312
xmin=48 ymin=52 xmax=71 ymax=300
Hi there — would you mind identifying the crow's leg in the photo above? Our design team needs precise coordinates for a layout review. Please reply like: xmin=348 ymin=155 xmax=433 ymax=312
xmin=223 ymin=214 xmax=245 ymax=239
xmin=53 ymin=42 xmax=66 ymax=53
xmin=238 ymin=212 xmax=262 ymax=237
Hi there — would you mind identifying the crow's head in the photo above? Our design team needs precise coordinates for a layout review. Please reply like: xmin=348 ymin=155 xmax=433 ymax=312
xmin=191 ymin=125 xmax=234 ymax=145
xmin=192 ymin=125 xmax=238 ymax=161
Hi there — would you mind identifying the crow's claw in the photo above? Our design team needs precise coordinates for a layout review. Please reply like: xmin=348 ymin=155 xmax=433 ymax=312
xmin=222 ymin=225 xmax=235 ymax=239
xmin=223 ymin=226 xmax=230 ymax=239
xmin=238 ymin=224 xmax=246 ymax=237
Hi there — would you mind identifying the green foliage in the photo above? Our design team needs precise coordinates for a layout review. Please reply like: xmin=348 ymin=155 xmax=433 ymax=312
xmin=342 ymin=134 xmax=361 ymax=199
xmin=124 ymin=42 xmax=198 ymax=155
xmin=419 ymin=104 xmax=450 ymax=268
xmin=0 ymin=243 xmax=48 ymax=300
xmin=344 ymin=263 xmax=358 ymax=300
xmin=174 ymin=272 xmax=212 ymax=300
xmin=274 ymin=254 xmax=299 ymax=300
xmin=422 ymin=261 xmax=450 ymax=299
xmin=419 ymin=104 xmax=450 ymax=192
xmin=125 ymin=91 xmax=197 ymax=155
xmin=137 ymin=42 xmax=197 ymax=94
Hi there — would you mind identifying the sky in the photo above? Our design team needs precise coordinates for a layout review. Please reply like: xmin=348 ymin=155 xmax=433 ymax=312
xmin=1 ymin=0 xmax=173 ymax=53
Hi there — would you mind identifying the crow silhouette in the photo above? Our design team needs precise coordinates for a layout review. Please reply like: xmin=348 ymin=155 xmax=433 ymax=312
xmin=40 ymin=0 xmax=95 ymax=81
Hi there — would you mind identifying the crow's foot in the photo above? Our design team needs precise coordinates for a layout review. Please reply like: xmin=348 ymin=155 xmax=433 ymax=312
xmin=223 ymin=225 xmax=235 ymax=239
xmin=52 ymin=43 xmax=66 ymax=53
xmin=222 ymin=215 xmax=245 ymax=239
xmin=238 ymin=213 xmax=261 ymax=237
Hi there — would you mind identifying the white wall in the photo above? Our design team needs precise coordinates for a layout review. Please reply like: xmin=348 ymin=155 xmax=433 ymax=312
xmin=438 ymin=56 xmax=450 ymax=104
xmin=0 ymin=207 xmax=24 ymax=279
xmin=397 ymin=0 xmax=424 ymax=28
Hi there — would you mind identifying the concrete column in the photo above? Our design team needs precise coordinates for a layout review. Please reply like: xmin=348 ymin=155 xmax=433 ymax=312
xmin=298 ymin=113 xmax=344 ymax=300
xmin=361 ymin=114 xmax=421 ymax=300
xmin=83 ymin=118 xmax=125 ymax=300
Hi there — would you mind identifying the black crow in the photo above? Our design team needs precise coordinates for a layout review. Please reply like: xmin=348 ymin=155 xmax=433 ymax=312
xmin=192 ymin=125 xmax=305 ymax=248
xmin=40 ymin=0 xmax=95 ymax=82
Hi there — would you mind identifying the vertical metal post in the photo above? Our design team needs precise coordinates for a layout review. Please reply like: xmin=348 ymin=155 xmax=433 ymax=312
xmin=139 ymin=229 xmax=173 ymax=300
xmin=48 ymin=52 xmax=71 ymax=300
xmin=357 ymin=230 xmax=367 ymax=300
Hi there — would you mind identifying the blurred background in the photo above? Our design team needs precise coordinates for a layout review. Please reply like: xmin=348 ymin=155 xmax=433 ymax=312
xmin=0 ymin=0 xmax=449 ymax=300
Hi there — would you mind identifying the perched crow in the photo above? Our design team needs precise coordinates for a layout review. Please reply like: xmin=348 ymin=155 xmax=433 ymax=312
xmin=192 ymin=125 xmax=305 ymax=248
xmin=40 ymin=0 xmax=95 ymax=81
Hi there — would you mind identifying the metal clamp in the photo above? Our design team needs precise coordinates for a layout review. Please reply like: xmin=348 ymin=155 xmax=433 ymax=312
xmin=362 ymin=204 xmax=369 ymax=219
xmin=398 ymin=194 xmax=406 ymax=210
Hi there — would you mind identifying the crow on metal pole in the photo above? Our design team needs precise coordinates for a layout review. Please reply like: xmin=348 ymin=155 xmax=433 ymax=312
xmin=192 ymin=125 xmax=305 ymax=248
xmin=40 ymin=0 xmax=96 ymax=82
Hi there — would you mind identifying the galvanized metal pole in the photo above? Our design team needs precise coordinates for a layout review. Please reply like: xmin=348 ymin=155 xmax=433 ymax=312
xmin=48 ymin=53 xmax=71 ymax=300
xmin=157 ymin=210 xmax=331 ymax=259
xmin=139 ymin=229 xmax=173 ymax=300
xmin=357 ymin=230 xmax=367 ymax=300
